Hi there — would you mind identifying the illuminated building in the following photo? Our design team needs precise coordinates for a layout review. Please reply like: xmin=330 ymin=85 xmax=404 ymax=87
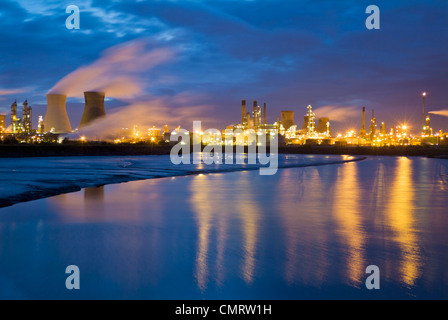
xmin=22 ymin=100 xmax=32 ymax=134
xmin=38 ymin=116 xmax=44 ymax=134
xmin=0 ymin=114 xmax=5 ymax=133
xmin=224 ymin=99 xmax=280 ymax=146
xmin=148 ymin=126 xmax=162 ymax=143
xmin=11 ymin=100 xmax=19 ymax=133
xmin=369 ymin=109 xmax=376 ymax=141
xmin=381 ymin=122 xmax=386 ymax=136
xmin=164 ymin=124 xmax=170 ymax=142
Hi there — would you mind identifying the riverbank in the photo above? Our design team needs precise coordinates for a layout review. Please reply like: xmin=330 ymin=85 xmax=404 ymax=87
xmin=0 ymin=154 xmax=365 ymax=208
xmin=1 ymin=143 xmax=448 ymax=158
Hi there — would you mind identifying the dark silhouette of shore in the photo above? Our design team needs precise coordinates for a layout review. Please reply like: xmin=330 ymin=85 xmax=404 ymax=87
xmin=1 ymin=143 xmax=448 ymax=158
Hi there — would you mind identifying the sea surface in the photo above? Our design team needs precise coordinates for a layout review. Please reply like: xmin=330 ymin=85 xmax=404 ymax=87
xmin=0 ymin=155 xmax=447 ymax=299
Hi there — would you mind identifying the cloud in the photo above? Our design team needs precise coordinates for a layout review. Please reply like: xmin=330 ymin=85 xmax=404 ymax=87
xmin=0 ymin=88 xmax=26 ymax=95
xmin=48 ymin=39 xmax=176 ymax=98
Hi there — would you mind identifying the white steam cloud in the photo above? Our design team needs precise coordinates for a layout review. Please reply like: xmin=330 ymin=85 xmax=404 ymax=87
xmin=48 ymin=39 xmax=176 ymax=98
xmin=313 ymin=105 xmax=359 ymax=122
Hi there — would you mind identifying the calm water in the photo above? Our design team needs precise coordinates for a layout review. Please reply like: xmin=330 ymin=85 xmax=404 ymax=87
xmin=0 ymin=156 xmax=447 ymax=299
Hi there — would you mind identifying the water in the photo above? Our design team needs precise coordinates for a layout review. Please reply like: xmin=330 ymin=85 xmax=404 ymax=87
xmin=0 ymin=156 xmax=447 ymax=299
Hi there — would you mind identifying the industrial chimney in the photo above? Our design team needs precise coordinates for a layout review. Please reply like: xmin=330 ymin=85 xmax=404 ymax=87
xmin=253 ymin=100 xmax=258 ymax=130
xmin=360 ymin=106 xmax=367 ymax=137
xmin=242 ymin=100 xmax=246 ymax=125
xmin=80 ymin=91 xmax=106 ymax=129
xmin=263 ymin=103 xmax=266 ymax=125
xmin=44 ymin=94 xmax=72 ymax=133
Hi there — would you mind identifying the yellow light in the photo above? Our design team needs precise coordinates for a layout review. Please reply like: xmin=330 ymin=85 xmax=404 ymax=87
xmin=422 ymin=92 xmax=427 ymax=97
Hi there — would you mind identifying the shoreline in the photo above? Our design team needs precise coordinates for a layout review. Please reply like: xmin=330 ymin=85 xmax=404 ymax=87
xmin=0 ymin=144 xmax=448 ymax=158
xmin=0 ymin=155 xmax=367 ymax=209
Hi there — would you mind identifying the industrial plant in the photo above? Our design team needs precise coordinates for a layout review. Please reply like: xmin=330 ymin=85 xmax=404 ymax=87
xmin=1 ymin=91 xmax=447 ymax=147
xmin=0 ymin=91 xmax=110 ymax=143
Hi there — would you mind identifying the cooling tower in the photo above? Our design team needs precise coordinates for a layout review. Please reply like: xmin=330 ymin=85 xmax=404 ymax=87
xmin=316 ymin=118 xmax=330 ymax=133
xmin=281 ymin=111 xmax=295 ymax=131
xmin=302 ymin=116 xmax=309 ymax=131
xmin=44 ymin=94 xmax=72 ymax=133
xmin=80 ymin=91 xmax=106 ymax=128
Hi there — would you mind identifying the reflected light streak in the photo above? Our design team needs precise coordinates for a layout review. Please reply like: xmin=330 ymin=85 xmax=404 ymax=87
xmin=333 ymin=162 xmax=365 ymax=287
xmin=387 ymin=157 xmax=422 ymax=287
xmin=190 ymin=175 xmax=214 ymax=291
xmin=189 ymin=173 xmax=259 ymax=289
xmin=235 ymin=181 xmax=258 ymax=285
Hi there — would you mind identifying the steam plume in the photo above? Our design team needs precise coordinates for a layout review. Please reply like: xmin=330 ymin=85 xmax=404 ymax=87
xmin=429 ymin=110 xmax=448 ymax=117
xmin=48 ymin=39 xmax=175 ymax=98
xmin=313 ymin=105 xmax=358 ymax=122
xmin=70 ymin=93 xmax=213 ymax=140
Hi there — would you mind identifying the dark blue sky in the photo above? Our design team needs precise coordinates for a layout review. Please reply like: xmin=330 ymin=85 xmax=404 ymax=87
xmin=0 ymin=0 xmax=447 ymax=134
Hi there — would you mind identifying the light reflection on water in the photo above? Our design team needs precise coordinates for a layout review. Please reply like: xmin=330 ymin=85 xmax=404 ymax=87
xmin=0 ymin=156 xmax=447 ymax=299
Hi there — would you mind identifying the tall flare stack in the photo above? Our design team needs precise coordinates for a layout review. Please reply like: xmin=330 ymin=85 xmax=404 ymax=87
xmin=44 ymin=94 xmax=72 ymax=133
xmin=80 ymin=91 xmax=106 ymax=129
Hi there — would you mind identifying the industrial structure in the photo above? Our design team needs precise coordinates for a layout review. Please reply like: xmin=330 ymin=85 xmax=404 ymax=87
xmin=80 ymin=91 xmax=106 ymax=128
xmin=44 ymin=94 xmax=72 ymax=134
xmin=2 ymin=90 xmax=447 ymax=146
xmin=281 ymin=111 xmax=295 ymax=131
xmin=0 ymin=114 xmax=5 ymax=133
xmin=9 ymin=100 xmax=33 ymax=134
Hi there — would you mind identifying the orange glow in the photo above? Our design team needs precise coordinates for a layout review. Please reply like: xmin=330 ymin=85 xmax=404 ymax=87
xmin=386 ymin=157 xmax=422 ymax=287
xmin=333 ymin=162 xmax=365 ymax=287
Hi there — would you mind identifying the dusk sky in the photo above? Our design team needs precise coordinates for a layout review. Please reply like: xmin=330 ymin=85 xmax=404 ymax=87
xmin=0 ymin=0 xmax=447 ymax=134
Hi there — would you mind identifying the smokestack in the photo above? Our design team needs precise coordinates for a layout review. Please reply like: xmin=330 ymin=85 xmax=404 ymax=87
xmin=360 ymin=106 xmax=367 ymax=137
xmin=263 ymin=103 xmax=266 ymax=125
xmin=362 ymin=107 xmax=366 ymax=130
xmin=44 ymin=94 xmax=72 ymax=133
xmin=253 ymin=100 xmax=258 ymax=130
xmin=80 ymin=91 xmax=106 ymax=129
xmin=242 ymin=100 xmax=246 ymax=125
